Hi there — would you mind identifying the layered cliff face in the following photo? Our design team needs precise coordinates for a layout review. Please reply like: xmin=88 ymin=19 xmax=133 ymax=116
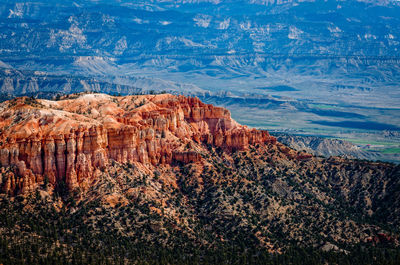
xmin=0 ymin=93 xmax=276 ymax=194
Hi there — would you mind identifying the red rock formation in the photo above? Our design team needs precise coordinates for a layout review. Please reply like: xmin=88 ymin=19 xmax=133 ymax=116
xmin=173 ymin=151 xmax=202 ymax=164
xmin=296 ymin=153 xmax=313 ymax=161
xmin=0 ymin=94 xmax=276 ymax=194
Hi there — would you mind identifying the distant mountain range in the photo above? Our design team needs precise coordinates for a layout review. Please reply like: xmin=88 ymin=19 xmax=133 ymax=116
xmin=1 ymin=0 xmax=400 ymax=93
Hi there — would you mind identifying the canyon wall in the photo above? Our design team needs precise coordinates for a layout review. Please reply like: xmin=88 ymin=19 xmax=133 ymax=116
xmin=0 ymin=94 xmax=276 ymax=194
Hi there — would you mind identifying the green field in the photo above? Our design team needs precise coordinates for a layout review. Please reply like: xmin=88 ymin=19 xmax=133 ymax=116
xmin=339 ymin=138 xmax=400 ymax=155
xmin=382 ymin=147 xmax=400 ymax=154
xmin=342 ymin=139 xmax=397 ymax=147
xmin=308 ymin=103 xmax=337 ymax=109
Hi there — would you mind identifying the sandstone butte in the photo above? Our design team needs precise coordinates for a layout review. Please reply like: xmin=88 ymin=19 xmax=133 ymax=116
xmin=0 ymin=93 xmax=276 ymax=194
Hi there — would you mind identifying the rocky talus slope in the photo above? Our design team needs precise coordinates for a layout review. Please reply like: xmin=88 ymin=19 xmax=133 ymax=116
xmin=0 ymin=94 xmax=399 ymax=264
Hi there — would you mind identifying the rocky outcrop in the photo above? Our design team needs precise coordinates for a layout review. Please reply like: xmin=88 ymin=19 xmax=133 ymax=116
xmin=173 ymin=151 xmax=202 ymax=164
xmin=0 ymin=93 xmax=276 ymax=194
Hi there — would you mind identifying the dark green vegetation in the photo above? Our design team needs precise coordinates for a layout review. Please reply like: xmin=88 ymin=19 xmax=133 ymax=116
xmin=1 ymin=143 xmax=400 ymax=264
xmin=0 ymin=194 xmax=399 ymax=265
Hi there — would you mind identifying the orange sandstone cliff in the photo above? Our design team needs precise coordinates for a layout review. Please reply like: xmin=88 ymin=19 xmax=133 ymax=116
xmin=0 ymin=94 xmax=276 ymax=194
